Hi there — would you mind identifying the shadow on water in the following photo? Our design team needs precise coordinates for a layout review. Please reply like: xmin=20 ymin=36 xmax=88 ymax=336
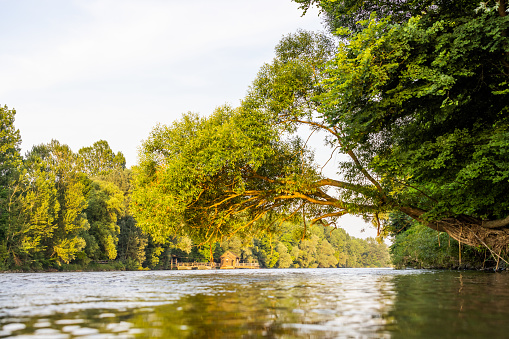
xmin=0 ymin=269 xmax=508 ymax=338
xmin=386 ymin=271 xmax=509 ymax=338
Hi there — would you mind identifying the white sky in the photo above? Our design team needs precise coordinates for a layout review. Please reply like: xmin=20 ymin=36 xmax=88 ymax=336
xmin=1 ymin=0 xmax=379 ymax=240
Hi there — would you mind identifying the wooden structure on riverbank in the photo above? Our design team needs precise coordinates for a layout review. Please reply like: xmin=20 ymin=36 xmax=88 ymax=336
xmin=171 ymin=251 xmax=260 ymax=270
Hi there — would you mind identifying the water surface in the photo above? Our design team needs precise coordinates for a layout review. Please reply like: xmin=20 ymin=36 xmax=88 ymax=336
xmin=0 ymin=268 xmax=508 ymax=338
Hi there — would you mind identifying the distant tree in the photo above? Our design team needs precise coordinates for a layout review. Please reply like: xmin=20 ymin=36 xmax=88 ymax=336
xmin=0 ymin=106 xmax=23 ymax=267
xmin=220 ymin=236 xmax=243 ymax=257
xmin=240 ymin=244 xmax=256 ymax=263
xmin=18 ymin=158 xmax=60 ymax=260
xmin=84 ymin=179 xmax=124 ymax=260
xmin=78 ymin=140 xmax=126 ymax=177
xmin=316 ymin=239 xmax=338 ymax=267
xmin=298 ymin=234 xmax=319 ymax=268
xmin=25 ymin=141 xmax=89 ymax=264
xmin=0 ymin=105 xmax=21 ymax=193
xmin=290 ymin=246 xmax=301 ymax=267
xmin=117 ymin=216 xmax=148 ymax=268
xmin=275 ymin=241 xmax=293 ymax=268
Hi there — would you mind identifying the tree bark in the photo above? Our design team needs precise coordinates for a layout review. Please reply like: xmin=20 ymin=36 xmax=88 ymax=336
xmin=399 ymin=206 xmax=509 ymax=251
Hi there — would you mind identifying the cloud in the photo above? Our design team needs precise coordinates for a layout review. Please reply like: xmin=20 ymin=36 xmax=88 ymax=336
xmin=1 ymin=0 xmax=324 ymax=171
xmin=1 ymin=1 xmax=322 ymax=93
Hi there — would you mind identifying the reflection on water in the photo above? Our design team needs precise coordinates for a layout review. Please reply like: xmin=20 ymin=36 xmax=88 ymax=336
xmin=128 ymin=269 xmax=397 ymax=338
xmin=387 ymin=271 xmax=509 ymax=338
xmin=0 ymin=269 xmax=508 ymax=338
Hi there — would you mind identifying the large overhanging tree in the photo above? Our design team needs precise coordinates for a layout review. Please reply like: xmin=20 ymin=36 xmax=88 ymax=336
xmin=132 ymin=0 xmax=509 ymax=254
xmin=293 ymin=0 xmax=509 ymax=250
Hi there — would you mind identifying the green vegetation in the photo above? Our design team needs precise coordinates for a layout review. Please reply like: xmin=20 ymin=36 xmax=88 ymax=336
xmin=0 ymin=109 xmax=149 ymax=271
xmin=0 ymin=106 xmax=388 ymax=271
xmin=153 ymin=223 xmax=389 ymax=269
xmin=388 ymin=212 xmax=498 ymax=269
xmin=290 ymin=0 xmax=509 ymax=261
xmin=132 ymin=0 xmax=508 ymax=267
xmin=2 ymin=0 xmax=508 ymax=270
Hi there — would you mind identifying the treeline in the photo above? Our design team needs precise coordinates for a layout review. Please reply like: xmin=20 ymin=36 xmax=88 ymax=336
xmin=0 ymin=105 xmax=142 ymax=270
xmin=0 ymin=105 xmax=389 ymax=271
xmin=156 ymin=223 xmax=390 ymax=269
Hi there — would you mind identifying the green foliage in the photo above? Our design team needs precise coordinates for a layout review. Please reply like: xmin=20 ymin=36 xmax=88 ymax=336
xmin=275 ymin=241 xmax=293 ymax=268
xmin=309 ymin=5 xmax=508 ymax=226
xmin=131 ymin=105 xmax=317 ymax=245
xmin=0 ymin=110 xmax=140 ymax=270
xmin=247 ymin=30 xmax=335 ymax=124
xmin=84 ymin=179 xmax=124 ymax=260
xmin=316 ymin=239 xmax=338 ymax=267
xmin=292 ymin=0 xmax=480 ymax=34
xmin=78 ymin=140 xmax=126 ymax=176
xmin=100 ymin=169 xmax=149 ymax=268
xmin=0 ymin=105 xmax=23 ymax=266
xmin=117 ymin=216 xmax=148 ymax=268
xmin=24 ymin=141 xmax=90 ymax=264
xmin=390 ymin=221 xmax=487 ymax=269
xmin=18 ymin=159 xmax=60 ymax=257
xmin=0 ymin=105 xmax=22 ymax=189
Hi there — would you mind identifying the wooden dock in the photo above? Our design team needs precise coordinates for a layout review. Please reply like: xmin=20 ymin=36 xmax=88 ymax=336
xmin=174 ymin=262 xmax=218 ymax=270
xmin=173 ymin=261 xmax=260 ymax=270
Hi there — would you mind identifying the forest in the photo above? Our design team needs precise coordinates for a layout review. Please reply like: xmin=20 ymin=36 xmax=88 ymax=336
xmin=1 ymin=0 xmax=508 ymax=271
xmin=0 ymin=109 xmax=389 ymax=270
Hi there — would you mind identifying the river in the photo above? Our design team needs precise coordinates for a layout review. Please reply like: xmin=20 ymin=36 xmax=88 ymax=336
xmin=0 ymin=268 xmax=508 ymax=338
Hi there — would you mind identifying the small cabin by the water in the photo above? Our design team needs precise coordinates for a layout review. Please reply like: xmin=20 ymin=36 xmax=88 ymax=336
xmin=220 ymin=251 xmax=239 ymax=269
xmin=171 ymin=252 xmax=260 ymax=270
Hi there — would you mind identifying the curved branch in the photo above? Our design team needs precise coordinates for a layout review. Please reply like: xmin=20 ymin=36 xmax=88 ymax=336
xmin=345 ymin=149 xmax=386 ymax=200
xmin=310 ymin=211 xmax=348 ymax=225
xmin=321 ymin=146 xmax=340 ymax=173
xmin=285 ymin=118 xmax=386 ymax=200
xmin=315 ymin=178 xmax=374 ymax=195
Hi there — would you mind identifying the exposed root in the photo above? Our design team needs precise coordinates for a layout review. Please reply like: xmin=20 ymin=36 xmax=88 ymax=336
xmin=400 ymin=206 xmax=509 ymax=252
xmin=438 ymin=221 xmax=509 ymax=253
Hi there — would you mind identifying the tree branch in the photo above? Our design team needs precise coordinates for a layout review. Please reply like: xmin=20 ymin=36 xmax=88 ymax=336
xmin=482 ymin=215 xmax=509 ymax=229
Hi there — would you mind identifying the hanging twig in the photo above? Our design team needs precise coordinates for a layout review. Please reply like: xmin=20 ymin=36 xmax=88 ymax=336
xmin=320 ymin=146 xmax=340 ymax=174
xmin=301 ymin=203 xmax=307 ymax=240
xmin=472 ymin=233 xmax=509 ymax=267
xmin=458 ymin=226 xmax=462 ymax=266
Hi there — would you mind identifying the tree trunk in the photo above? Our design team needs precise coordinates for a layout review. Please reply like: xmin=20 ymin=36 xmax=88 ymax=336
xmin=399 ymin=206 xmax=509 ymax=252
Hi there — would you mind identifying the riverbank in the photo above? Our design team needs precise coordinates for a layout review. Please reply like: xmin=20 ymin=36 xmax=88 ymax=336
xmin=0 ymin=261 xmax=142 ymax=273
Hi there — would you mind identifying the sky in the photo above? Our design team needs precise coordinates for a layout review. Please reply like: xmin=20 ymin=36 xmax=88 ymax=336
xmin=1 ymin=0 xmax=380 ymax=240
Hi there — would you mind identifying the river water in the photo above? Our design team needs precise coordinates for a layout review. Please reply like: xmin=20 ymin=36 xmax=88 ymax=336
xmin=0 ymin=268 xmax=508 ymax=338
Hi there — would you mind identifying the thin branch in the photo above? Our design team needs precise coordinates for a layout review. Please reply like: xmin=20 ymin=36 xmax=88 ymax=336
xmin=472 ymin=232 xmax=509 ymax=267
xmin=321 ymin=146 xmax=340 ymax=174
xmin=310 ymin=211 xmax=348 ymax=225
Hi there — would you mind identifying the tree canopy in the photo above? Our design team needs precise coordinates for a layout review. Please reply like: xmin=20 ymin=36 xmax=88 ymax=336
xmin=132 ymin=0 xmax=509 ymax=254
xmin=0 ymin=112 xmax=141 ymax=270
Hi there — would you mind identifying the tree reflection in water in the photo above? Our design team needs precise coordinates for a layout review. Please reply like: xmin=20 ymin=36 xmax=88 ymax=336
xmin=1 ymin=269 xmax=509 ymax=338
xmin=385 ymin=271 xmax=509 ymax=338
xmin=129 ymin=269 xmax=397 ymax=338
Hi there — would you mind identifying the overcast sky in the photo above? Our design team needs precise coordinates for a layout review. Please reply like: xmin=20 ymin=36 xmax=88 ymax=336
xmin=1 ymin=0 xmax=379 ymax=239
